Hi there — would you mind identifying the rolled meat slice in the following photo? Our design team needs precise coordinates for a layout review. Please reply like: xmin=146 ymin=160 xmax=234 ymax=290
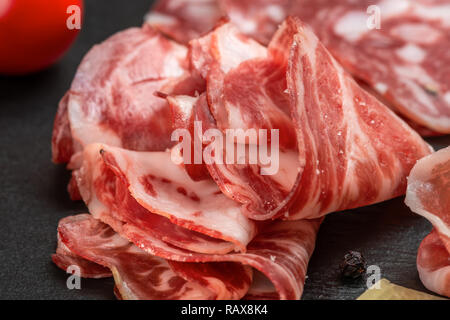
xmin=405 ymin=146 xmax=450 ymax=297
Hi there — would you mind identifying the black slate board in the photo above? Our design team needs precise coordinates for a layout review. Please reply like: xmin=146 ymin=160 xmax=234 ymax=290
xmin=0 ymin=0 xmax=448 ymax=300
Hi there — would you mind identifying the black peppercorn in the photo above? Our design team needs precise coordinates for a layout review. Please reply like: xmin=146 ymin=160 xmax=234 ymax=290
xmin=339 ymin=251 xmax=367 ymax=280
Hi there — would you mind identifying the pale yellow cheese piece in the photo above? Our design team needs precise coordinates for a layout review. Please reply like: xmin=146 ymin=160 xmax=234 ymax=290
xmin=357 ymin=279 xmax=447 ymax=300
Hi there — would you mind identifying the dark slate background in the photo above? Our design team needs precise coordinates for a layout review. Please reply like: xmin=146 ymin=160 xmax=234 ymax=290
xmin=0 ymin=0 xmax=448 ymax=300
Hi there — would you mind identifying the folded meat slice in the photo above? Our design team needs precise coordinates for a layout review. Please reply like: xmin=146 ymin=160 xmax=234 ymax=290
xmin=205 ymin=52 xmax=296 ymax=148
xmin=193 ymin=93 xmax=298 ymax=220
xmin=52 ymin=92 xmax=74 ymax=164
xmin=219 ymin=0 xmax=290 ymax=44
xmin=122 ymin=215 xmax=321 ymax=300
xmin=189 ymin=21 xmax=267 ymax=79
xmin=166 ymin=94 xmax=211 ymax=181
xmin=144 ymin=0 xmax=289 ymax=45
xmin=56 ymin=212 xmax=320 ymax=300
xmin=74 ymin=143 xmax=257 ymax=254
xmin=167 ymin=91 xmax=299 ymax=219
xmin=284 ymin=17 xmax=432 ymax=219
xmin=185 ymin=22 xmax=300 ymax=219
xmin=416 ymin=230 xmax=450 ymax=298
xmin=167 ymin=261 xmax=253 ymax=299
xmin=52 ymin=26 xmax=190 ymax=164
xmin=56 ymin=214 xmax=223 ymax=299
xmin=405 ymin=146 xmax=450 ymax=248
xmin=405 ymin=146 xmax=450 ymax=297
xmin=145 ymin=0 xmax=222 ymax=44
xmin=183 ymin=0 xmax=450 ymax=135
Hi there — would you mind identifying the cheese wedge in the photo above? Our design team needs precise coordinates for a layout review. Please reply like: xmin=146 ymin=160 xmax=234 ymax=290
xmin=357 ymin=279 xmax=447 ymax=300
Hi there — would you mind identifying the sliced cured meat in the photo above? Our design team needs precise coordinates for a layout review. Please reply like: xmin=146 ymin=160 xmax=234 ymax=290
xmin=242 ymin=270 xmax=280 ymax=300
xmin=416 ymin=230 xmax=450 ymax=297
xmin=51 ymin=26 xmax=190 ymax=164
xmin=74 ymin=143 xmax=257 ymax=253
xmin=168 ymin=91 xmax=298 ymax=219
xmin=52 ymin=92 xmax=75 ymax=164
xmin=193 ymin=93 xmax=299 ymax=220
xmin=204 ymin=52 xmax=295 ymax=148
xmin=219 ymin=0 xmax=289 ymax=44
xmin=56 ymin=214 xmax=218 ymax=299
xmin=405 ymin=146 xmax=450 ymax=297
xmin=356 ymin=79 xmax=445 ymax=137
xmin=189 ymin=21 xmax=267 ymax=79
xmin=405 ymin=146 xmax=450 ymax=246
xmin=56 ymin=213 xmax=321 ymax=300
xmin=145 ymin=0 xmax=222 ymax=44
xmin=186 ymin=22 xmax=300 ymax=219
xmin=192 ymin=0 xmax=450 ymax=134
xmin=52 ymin=233 xmax=112 ymax=278
xmin=289 ymin=0 xmax=450 ymax=133
xmin=168 ymin=261 xmax=253 ymax=299
xmin=166 ymin=94 xmax=211 ymax=181
xmin=122 ymin=214 xmax=321 ymax=300
xmin=144 ymin=0 xmax=289 ymax=45
xmin=51 ymin=253 xmax=111 ymax=279
xmin=284 ymin=17 xmax=432 ymax=219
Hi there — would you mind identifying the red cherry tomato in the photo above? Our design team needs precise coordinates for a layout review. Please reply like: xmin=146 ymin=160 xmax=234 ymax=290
xmin=0 ymin=0 xmax=83 ymax=75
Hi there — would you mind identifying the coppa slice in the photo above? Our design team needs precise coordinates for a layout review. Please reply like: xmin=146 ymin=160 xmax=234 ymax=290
xmin=167 ymin=91 xmax=299 ymax=220
xmin=56 ymin=213 xmax=321 ymax=300
xmin=144 ymin=0 xmax=290 ymax=45
xmin=405 ymin=146 xmax=450 ymax=297
xmin=109 ymin=204 xmax=321 ymax=300
xmin=186 ymin=22 xmax=299 ymax=220
xmin=56 ymin=214 xmax=242 ymax=300
xmin=284 ymin=17 xmax=432 ymax=219
xmin=193 ymin=22 xmax=295 ymax=149
xmin=51 ymin=26 xmax=190 ymax=164
xmin=193 ymin=94 xmax=299 ymax=220
xmin=52 ymin=233 xmax=112 ymax=279
xmin=74 ymin=143 xmax=257 ymax=254
xmin=171 ymin=0 xmax=450 ymax=134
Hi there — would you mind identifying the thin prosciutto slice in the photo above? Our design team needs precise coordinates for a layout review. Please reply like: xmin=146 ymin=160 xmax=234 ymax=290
xmin=74 ymin=143 xmax=257 ymax=254
xmin=405 ymin=146 xmax=450 ymax=297
xmin=51 ymin=26 xmax=189 ymax=164
xmin=284 ymin=17 xmax=432 ymax=219
xmin=56 ymin=215 xmax=224 ymax=299
xmin=56 ymin=213 xmax=321 ymax=300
